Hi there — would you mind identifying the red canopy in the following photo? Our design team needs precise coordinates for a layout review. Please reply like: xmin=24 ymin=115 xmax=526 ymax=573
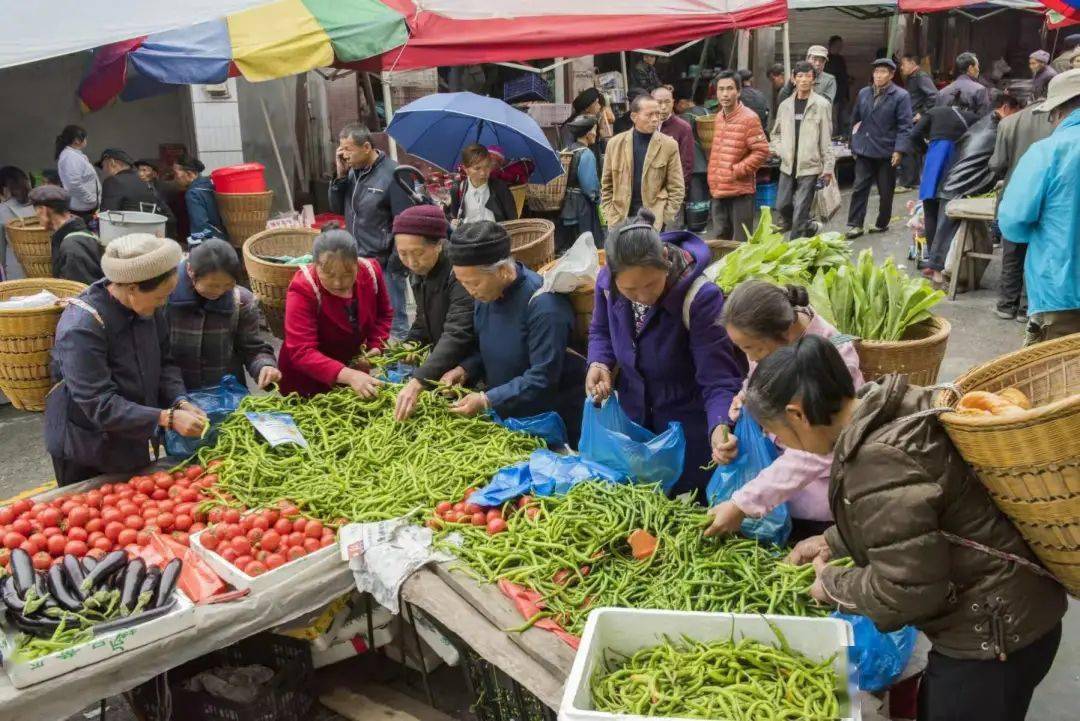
xmin=353 ymin=0 xmax=788 ymax=72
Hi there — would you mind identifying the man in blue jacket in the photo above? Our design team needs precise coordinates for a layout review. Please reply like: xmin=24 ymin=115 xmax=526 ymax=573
xmin=845 ymin=58 xmax=913 ymax=238
xmin=997 ymin=69 xmax=1080 ymax=345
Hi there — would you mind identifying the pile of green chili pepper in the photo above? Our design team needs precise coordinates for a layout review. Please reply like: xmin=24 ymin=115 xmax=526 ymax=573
xmin=196 ymin=388 xmax=543 ymax=524
xmin=437 ymin=482 xmax=835 ymax=636
xmin=590 ymin=631 xmax=840 ymax=720
xmin=359 ymin=341 xmax=431 ymax=371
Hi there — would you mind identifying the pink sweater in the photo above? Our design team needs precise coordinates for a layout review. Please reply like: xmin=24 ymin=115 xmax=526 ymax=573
xmin=731 ymin=312 xmax=864 ymax=522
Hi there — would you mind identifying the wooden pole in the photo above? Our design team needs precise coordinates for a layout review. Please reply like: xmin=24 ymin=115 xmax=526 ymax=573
xmin=260 ymin=97 xmax=294 ymax=209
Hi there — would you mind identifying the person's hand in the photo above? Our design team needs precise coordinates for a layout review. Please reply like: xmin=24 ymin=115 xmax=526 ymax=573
xmin=339 ymin=368 xmax=382 ymax=399
xmin=440 ymin=366 xmax=467 ymax=387
xmin=335 ymin=149 xmax=348 ymax=178
xmin=703 ymin=501 xmax=746 ymax=538
xmin=450 ymin=218 xmax=461 ymax=231
xmin=257 ymin=366 xmax=282 ymax=389
xmin=585 ymin=364 xmax=613 ymax=402
xmin=728 ymin=392 xmax=744 ymax=423
xmin=711 ymin=425 xmax=738 ymax=465
xmin=820 ymin=172 xmax=834 ymax=186
xmin=394 ymin=378 xmax=424 ymax=422
xmin=785 ymin=534 xmax=832 ymax=566
xmin=891 ymin=152 xmax=902 ymax=168
xmin=171 ymin=409 xmax=208 ymax=438
xmin=449 ymin=392 xmax=487 ymax=417
xmin=912 ymin=113 xmax=921 ymax=124
xmin=808 ymin=575 xmax=830 ymax=604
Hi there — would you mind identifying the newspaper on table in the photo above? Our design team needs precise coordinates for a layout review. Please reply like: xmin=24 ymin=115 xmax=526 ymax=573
xmin=245 ymin=412 xmax=308 ymax=448
xmin=338 ymin=519 xmax=452 ymax=613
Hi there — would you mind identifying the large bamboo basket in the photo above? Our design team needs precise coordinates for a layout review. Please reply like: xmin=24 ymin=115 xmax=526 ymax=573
xmin=696 ymin=114 xmax=716 ymax=157
xmin=856 ymin=316 xmax=951 ymax=386
xmin=540 ymin=250 xmax=606 ymax=351
xmin=706 ymin=238 xmax=741 ymax=263
xmin=5 ymin=218 xmax=52 ymax=278
xmin=0 ymin=278 xmax=87 ymax=411
xmin=933 ymin=333 xmax=1080 ymax=595
xmin=525 ymin=152 xmax=573 ymax=212
xmin=216 ymin=191 xmax=273 ymax=249
xmin=500 ymin=219 xmax=556 ymax=271
xmin=242 ymin=227 xmax=318 ymax=338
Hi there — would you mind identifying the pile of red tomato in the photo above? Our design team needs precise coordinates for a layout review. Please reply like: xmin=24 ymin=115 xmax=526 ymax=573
xmin=0 ymin=464 xmax=222 ymax=572
xmin=428 ymin=491 xmax=537 ymax=535
xmin=196 ymin=502 xmax=336 ymax=578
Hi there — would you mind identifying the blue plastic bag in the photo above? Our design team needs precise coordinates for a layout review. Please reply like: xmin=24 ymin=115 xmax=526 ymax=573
xmin=165 ymin=375 xmax=249 ymax=458
xmin=578 ymin=396 xmax=685 ymax=492
xmin=705 ymin=413 xmax=791 ymax=545
xmin=834 ymin=612 xmax=917 ymax=692
xmin=376 ymin=362 xmax=416 ymax=384
xmin=469 ymin=449 xmax=624 ymax=507
xmin=492 ymin=411 xmax=568 ymax=449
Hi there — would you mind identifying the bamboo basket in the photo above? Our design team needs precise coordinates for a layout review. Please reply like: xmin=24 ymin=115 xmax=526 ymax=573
xmin=856 ymin=316 xmax=951 ymax=386
xmin=500 ymin=218 xmax=556 ymax=271
xmin=706 ymin=238 xmax=741 ymax=263
xmin=933 ymin=334 xmax=1080 ymax=595
xmin=509 ymin=185 xmax=527 ymax=218
xmin=216 ymin=191 xmax=274 ymax=249
xmin=242 ymin=227 xmax=318 ymax=338
xmin=525 ymin=152 xmax=573 ymax=212
xmin=540 ymin=250 xmax=606 ymax=351
xmin=5 ymin=218 xmax=53 ymax=278
xmin=696 ymin=114 xmax=716 ymax=157
xmin=0 ymin=278 xmax=87 ymax=411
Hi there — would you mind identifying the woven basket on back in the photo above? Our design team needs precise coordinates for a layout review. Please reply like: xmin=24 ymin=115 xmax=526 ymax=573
xmin=216 ymin=191 xmax=274 ymax=249
xmin=706 ymin=238 xmax=741 ymax=263
xmin=242 ymin=227 xmax=318 ymax=338
xmin=857 ymin=316 xmax=951 ymax=386
xmin=5 ymin=218 xmax=53 ymax=278
xmin=539 ymin=250 xmax=606 ymax=352
xmin=933 ymin=333 xmax=1080 ymax=595
xmin=509 ymin=185 xmax=527 ymax=218
xmin=500 ymin=218 xmax=556 ymax=271
xmin=0 ymin=278 xmax=87 ymax=411
xmin=696 ymin=114 xmax=716 ymax=157
xmin=525 ymin=153 xmax=573 ymax=212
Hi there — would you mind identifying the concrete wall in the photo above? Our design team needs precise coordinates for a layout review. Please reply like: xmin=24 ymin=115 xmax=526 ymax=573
xmin=236 ymin=76 xmax=300 ymax=213
xmin=0 ymin=52 xmax=190 ymax=175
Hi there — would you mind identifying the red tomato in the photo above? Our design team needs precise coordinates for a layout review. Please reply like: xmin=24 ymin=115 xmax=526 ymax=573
xmin=11 ymin=499 xmax=32 ymax=516
xmin=38 ymin=507 xmax=61 ymax=528
xmin=0 ymin=507 xmax=13 ymax=525
xmin=207 ymin=507 xmax=225 ymax=524
xmin=517 ymin=495 xmax=532 ymax=508
xmin=99 ymin=483 xmax=116 ymax=495
xmin=92 ymin=537 xmax=112 ymax=552
xmin=152 ymin=471 xmax=173 ymax=488
xmin=124 ymin=515 xmax=145 ymax=530
xmin=174 ymin=514 xmax=193 ymax=532
xmin=229 ymin=536 xmax=251 ymax=556
xmin=67 ymin=507 xmax=90 ymax=528
xmin=117 ymin=488 xmax=134 ymax=500
xmin=168 ymin=485 xmax=184 ymax=499
xmin=142 ymin=508 xmax=160 ymax=520
xmin=11 ymin=518 xmax=31 ymax=536
xmin=207 ymin=460 xmax=223 ymax=469
xmin=0 ymin=548 xmax=10 ymax=567
xmin=320 ymin=535 xmax=335 ymax=548
xmin=435 ymin=501 xmax=453 ymax=515
xmin=171 ymin=531 xmax=190 ymax=546
xmin=85 ymin=491 xmax=103 ymax=509
xmin=486 ymin=509 xmax=503 ymax=523
xmin=245 ymin=561 xmax=267 ymax=576
xmin=118 ymin=503 xmax=138 ymax=518
xmin=302 ymin=537 xmax=321 ymax=553
xmin=32 ymin=551 xmax=52 ymax=570
xmin=486 ymin=518 xmax=508 ymax=535
xmin=240 ymin=516 xmax=255 ymax=534
xmin=233 ymin=555 xmax=253 ymax=569
xmin=452 ymin=502 xmax=466 ymax=514
xmin=223 ymin=508 xmax=241 ymax=524
xmin=64 ymin=540 xmax=89 ymax=556
xmin=60 ymin=500 xmax=78 ymax=515
xmin=221 ymin=547 xmax=239 ymax=563
xmin=136 ymin=478 xmax=156 ymax=495
xmin=526 ymin=507 xmax=540 ymax=520
xmin=444 ymin=511 xmax=461 ymax=523
xmin=277 ymin=501 xmax=299 ymax=517
xmin=202 ymin=473 xmax=219 ymax=486
xmin=464 ymin=503 xmax=484 ymax=516
xmin=189 ymin=522 xmax=206 ymax=533
xmin=246 ymin=528 xmax=264 ymax=544
xmin=85 ymin=518 xmax=104 ymax=534
xmin=156 ymin=513 xmax=176 ymax=531
xmin=260 ymin=509 xmax=280 ymax=525
xmin=151 ymin=489 xmax=169 ymax=501
xmin=67 ymin=527 xmax=88 ymax=542
xmin=471 ymin=512 xmax=486 ymax=526
xmin=104 ymin=522 xmax=125 ymax=542
xmin=101 ymin=507 xmax=123 ymax=524
xmin=46 ymin=535 xmax=67 ymax=556
xmin=303 ymin=520 xmax=323 ymax=539
xmin=3 ymin=532 xmax=26 ymax=550
xmin=185 ymin=465 xmax=204 ymax=480
xmin=87 ymin=531 xmax=105 ymax=544
xmin=117 ymin=528 xmax=137 ymax=546
xmin=292 ymin=518 xmax=308 ymax=535
xmin=273 ymin=518 xmax=292 ymax=535
xmin=158 ymin=500 xmax=175 ymax=513
xmin=136 ymin=531 xmax=151 ymax=546
xmin=86 ymin=547 xmax=107 ymax=560
xmin=29 ymin=532 xmax=48 ymax=549
xmin=287 ymin=531 xmax=305 ymax=547
xmin=260 ymin=530 xmax=281 ymax=551
xmin=265 ymin=553 xmax=286 ymax=569
xmin=132 ymin=493 xmax=150 ymax=506
xmin=102 ymin=494 xmax=120 ymax=507
xmin=19 ymin=540 xmax=38 ymax=555
xmin=254 ymin=549 xmax=269 ymax=562
xmin=179 ymin=489 xmax=199 ymax=504
xmin=250 ymin=516 xmax=270 ymax=532
xmin=42 ymin=526 xmax=62 ymax=538
xmin=286 ymin=546 xmax=306 ymax=561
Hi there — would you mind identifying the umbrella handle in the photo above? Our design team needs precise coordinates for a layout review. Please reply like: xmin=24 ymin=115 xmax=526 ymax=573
xmin=394 ymin=165 xmax=435 ymax=207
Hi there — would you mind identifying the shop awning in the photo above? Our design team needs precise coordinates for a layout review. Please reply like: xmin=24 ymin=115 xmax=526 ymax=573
xmin=898 ymin=0 xmax=1043 ymax=12
xmin=353 ymin=0 xmax=788 ymax=72
xmin=788 ymin=0 xmax=896 ymax=9
xmin=1042 ymin=0 xmax=1080 ymax=21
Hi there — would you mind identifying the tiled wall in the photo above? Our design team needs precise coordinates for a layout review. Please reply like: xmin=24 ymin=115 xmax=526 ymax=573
xmin=190 ymin=80 xmax=244 ymax=171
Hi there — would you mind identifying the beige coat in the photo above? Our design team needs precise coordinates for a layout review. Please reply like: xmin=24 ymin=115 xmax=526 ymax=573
xmin=769 ymin=92 xmax=835 ymax=178
xmin=600 ymin=130 xmax=685 ymax=229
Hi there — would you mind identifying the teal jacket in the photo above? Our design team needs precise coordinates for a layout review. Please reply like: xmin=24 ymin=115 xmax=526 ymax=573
xmin=997 ymin=109 xmax=1080 ymax=315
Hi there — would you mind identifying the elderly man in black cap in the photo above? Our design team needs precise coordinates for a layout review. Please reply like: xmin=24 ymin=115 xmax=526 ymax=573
xmin=28 ymin=185 xmax=102 ymax=285
xmin=99 ymin=148 xmax=170 ymax=218
xmin=1029 ymin=50 xmax=1058 ymax=101
xmin=439 ymin=221 xmax=586 ymax=444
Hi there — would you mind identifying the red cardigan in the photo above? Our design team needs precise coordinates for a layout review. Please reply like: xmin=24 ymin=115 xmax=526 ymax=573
xmin=278 ymin=260 xmax=392 ymax=397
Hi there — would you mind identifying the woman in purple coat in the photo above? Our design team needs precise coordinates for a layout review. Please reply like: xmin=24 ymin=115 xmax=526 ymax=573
xmin=586 ymin=209 xmax=747 ymax=497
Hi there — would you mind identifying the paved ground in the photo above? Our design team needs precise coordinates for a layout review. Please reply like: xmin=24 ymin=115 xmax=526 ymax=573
xmin=4 ymin=186 xmax=1075 ymax=719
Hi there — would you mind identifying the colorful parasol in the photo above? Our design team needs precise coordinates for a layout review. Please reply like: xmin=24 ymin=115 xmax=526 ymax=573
xmin=78 ymin=0 xmax=408 ymax=111
xmin=1042 ymin=0 xmax=1080 ymax=22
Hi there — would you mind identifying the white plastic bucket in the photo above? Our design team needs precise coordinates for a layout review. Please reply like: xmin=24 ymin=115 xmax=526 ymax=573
xmin=97 ymin=210 xmax=168 ymax=245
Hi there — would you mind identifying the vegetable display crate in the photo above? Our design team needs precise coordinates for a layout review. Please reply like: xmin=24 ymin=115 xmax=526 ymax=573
xmin=130 ymin=631 xmax=314 ymax=721
xmin=190 ymin=526 xmax=338 ymax=593
xmin=0 ymin=590 xmax=194 ymax=688
xmin=559 ymin=608 xmax=857 ymax=721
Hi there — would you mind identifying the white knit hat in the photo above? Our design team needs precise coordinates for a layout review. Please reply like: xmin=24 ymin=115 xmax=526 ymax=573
xmin=101 ymin=233 xmax=182 ymax=284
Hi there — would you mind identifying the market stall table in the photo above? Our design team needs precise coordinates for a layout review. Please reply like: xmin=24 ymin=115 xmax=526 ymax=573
xmin=944 ymin=195 xmax=997 ymax=300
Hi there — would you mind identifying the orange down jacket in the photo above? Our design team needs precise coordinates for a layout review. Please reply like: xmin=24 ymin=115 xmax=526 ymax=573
xmin=707 ymin=103 xmax=770 ymax=198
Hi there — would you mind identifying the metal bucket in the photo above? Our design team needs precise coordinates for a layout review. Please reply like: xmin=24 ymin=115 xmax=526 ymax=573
xmin=97 ymin=209 xmax=168 ymax=245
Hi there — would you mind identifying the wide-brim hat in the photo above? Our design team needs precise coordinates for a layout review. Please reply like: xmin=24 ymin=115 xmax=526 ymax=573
xmin=1037 ymin=69 xmax=1080 ymax=113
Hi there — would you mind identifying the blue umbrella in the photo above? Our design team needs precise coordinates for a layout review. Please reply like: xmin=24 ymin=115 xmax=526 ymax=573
xmin=386 ymin=92 xmax=563 ymax=183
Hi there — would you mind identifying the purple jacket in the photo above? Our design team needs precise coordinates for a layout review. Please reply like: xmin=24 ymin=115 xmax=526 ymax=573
xmin=587 ymin=232 xmax=747 ymax=496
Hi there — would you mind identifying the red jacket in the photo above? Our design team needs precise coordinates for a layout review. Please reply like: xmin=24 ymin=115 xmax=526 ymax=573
xmin=707 ymin=103 xmax=770 ymax=199
xmin=278 ymin=259 xmax=392 ymax=397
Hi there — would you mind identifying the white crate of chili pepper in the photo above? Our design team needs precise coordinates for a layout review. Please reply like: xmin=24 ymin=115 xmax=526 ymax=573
xmin=190 ymin=509 xmax=337 ymax=593
xmin=560 ymin=608 xmax=858 ymax=721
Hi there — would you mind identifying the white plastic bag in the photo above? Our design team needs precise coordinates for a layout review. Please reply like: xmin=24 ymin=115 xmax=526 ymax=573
xmin=812 ymin=178 xmax=841 ymax=222
xmin=0 ymin=290 xmax=59 ymax=310
xmin=538 ymin=231 xmax=599 ymax=295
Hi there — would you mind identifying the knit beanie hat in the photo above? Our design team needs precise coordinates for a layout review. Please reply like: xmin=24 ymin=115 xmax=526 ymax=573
xmin=446 ymin=221 xmax=512 ymax=267
xmin=1030 ymin=50 xmax=1051 ymax=63
xmin=101 ymin=234 xmax=182 ymax=284
xmin=393 ymin=204 xmax=448 ymax=240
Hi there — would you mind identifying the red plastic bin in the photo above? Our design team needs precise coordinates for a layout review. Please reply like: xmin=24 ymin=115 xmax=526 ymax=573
xmin=211 ymin=163 xmax=267 ymax=193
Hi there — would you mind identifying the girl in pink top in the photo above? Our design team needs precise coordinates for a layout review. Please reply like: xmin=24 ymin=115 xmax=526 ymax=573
xmin=705 ymin=282 xmax=864 ymax=542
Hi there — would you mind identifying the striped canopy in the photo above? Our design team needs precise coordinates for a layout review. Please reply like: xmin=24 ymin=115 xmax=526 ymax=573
xmin=78 ymin=0 xmax=408 ymax=110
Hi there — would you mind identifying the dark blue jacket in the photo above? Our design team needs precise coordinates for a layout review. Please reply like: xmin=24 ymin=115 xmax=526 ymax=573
xmin=327 ymin=151 xmax=411 ymax=261
xmin=851 ymin=83 xmax=914 ymax=159
xmin=460 ymin=263 xmax=585 ymax=442
xmin=185 ymin=176 xmax=226 ymax=243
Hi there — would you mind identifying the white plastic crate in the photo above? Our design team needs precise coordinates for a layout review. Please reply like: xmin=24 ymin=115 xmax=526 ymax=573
xmin=559 ymin=608 xmax=858 ymax=721
xmin=190 ymin=526 xmax=337 ymax=593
